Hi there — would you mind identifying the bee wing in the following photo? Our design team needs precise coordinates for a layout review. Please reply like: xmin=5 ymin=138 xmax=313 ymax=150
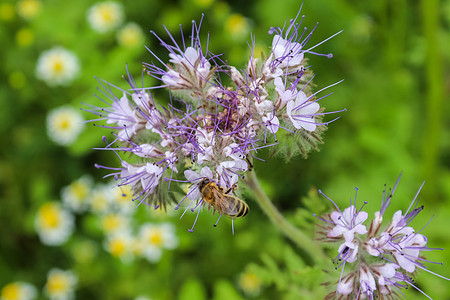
xmin=220 ymin=195 xmax=241 ymax=217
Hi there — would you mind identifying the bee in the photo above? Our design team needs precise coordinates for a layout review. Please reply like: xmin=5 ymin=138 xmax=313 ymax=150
xmin=198 ymin=178 xmax=249 ymax=218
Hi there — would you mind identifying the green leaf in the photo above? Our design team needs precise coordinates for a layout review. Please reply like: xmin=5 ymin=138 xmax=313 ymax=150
xmin=212 ymin=279 xmax=244 ymax=300
xmin=178 ymin=277 xmax=207 ymax=300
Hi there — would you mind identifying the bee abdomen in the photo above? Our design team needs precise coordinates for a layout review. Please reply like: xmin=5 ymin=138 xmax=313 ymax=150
xmin=235 ymin=202 xmax=249 ymax=217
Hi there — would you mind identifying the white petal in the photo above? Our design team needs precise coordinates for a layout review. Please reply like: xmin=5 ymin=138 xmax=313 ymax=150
xmin=342 ymin=206 xmax=355 ymax=222
xmin=200 ymin=166 xmax=213 ymax=178
xmin=300 ymin=101 xmax=320 ymax=115
xmin=330 ymin=211 xmax=343 ymax=224
xmin=184 ymin=170 xmax=201 ymax=182
xmin=328 ymin=225 xmax=346 ymax=238
xmin=183 ymin=47 xmax=199 ymax=65
xmin=377 ymin=263 xmax=398 ymax=279
xmin=343 ymin=230 xmax=355 ymax=243
xmin=274 ymin=76 xmax=284 ymax=92
xmin=394 ymin=252 xmax=416 ymax=273
xmin=187 ymin=186 xmax=201 ymax=201
xmin=299 ymin=118 xmax=316 ymax=132
xmin=337 ymin=275 xmax=354 ymax=295
xmin=354 ymin=224 xmax=368 ymax=235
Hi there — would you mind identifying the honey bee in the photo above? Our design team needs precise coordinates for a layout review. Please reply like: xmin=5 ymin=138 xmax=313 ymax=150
xmin=198 ymin=178 xmax=249 ymax=218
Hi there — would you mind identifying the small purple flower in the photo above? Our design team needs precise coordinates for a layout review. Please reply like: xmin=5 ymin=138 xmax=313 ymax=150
xmin=145 ymin=17 xmax=214 ymax=94
xmin=286 ymin=92 xmax=321 ymax=131
xmin=327 ymin=205 xmax=368 ymax=243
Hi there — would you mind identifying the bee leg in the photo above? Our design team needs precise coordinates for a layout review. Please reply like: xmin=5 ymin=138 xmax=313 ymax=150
xmin=224 ymin=184 xmax=235 ymax=194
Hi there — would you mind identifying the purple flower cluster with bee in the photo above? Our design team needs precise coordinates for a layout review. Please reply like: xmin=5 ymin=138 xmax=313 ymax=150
xmin=87 ymin=10 xmax=343 ymax=230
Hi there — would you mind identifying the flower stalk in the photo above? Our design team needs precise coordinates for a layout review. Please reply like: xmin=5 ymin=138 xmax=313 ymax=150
xmin=243 ymin=169 xmax=327 ymax=265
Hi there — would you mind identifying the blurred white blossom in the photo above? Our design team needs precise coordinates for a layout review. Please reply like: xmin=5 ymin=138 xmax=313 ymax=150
xmin=87 ymin=1 xmax=123 ymax=33
xmin=35 ymin=202 xmax=74 ymax=246
xmin=35 ymin=47 xmax=80 ymax=86
xmin=44 ymin=269 xmax=77 ymax=300
xmin=46 ymin=106 xmax=85 ymax=146
xmin=1 ymin=281 xmax=37 ymax=300
xmin=61 ymin=175 xmax=93 ymax=213
xmin=137 ymin=223 xmax=178 ymax=262
xmin=117 ymin=22 xmax=144 ymax=47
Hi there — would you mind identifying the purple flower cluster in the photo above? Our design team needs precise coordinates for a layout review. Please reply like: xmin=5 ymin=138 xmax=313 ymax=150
xmin=315 ymin=175 xmax=449 ymax=299
xmin=88 ymin=11 xmax=343 ymax=230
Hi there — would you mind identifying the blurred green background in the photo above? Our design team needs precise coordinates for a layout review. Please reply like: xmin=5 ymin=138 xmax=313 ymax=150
xmin=1 ymin=0 xmax=449 ymax=299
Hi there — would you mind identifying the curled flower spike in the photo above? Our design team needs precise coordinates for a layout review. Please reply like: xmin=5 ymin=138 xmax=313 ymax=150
xmin=317 ymin=174 xmax=449 ymax=299
xmin=88 ymin=9 xmax=344 ymax=231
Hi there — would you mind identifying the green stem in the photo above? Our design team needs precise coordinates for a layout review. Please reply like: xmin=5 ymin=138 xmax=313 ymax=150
xmin=243 ymin=170 xmax=327 ymax=265
xmin=420 ymin=0 xmax=443 ymax=201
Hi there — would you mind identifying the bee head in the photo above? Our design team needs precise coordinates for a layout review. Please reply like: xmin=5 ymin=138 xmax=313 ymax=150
xmin=198 ymin=178 xmax=210 ymax=191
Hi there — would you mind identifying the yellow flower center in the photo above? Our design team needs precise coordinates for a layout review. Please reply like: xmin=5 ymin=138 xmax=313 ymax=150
xmin=109 ymin=238 xmax=126 ymax=257
xmin=47 ymin=273 xmax=69 ymax=295
xmin=149 ymin=231 xmax=163 ymax=246
xmin=102 ymin=214 xmax=121 ymax=233
xmin=70 ymin=181 xmax=90 ymax=199
xmin=1 ymin=282 xmax=20 ymax=300
xmin=100 ymin=7 xmax=114 ymax=22
xmin=39 ymin=203 xmax=60 ymax=229
xmin=117 ymin=25 xmax=142 ymax=47
xmin=52 ymin=59 xmax=64 ymax=74
xmin=58 ymin=118 xmax=70 ymax=130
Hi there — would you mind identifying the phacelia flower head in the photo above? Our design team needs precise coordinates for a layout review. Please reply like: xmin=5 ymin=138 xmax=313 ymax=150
xmin=316 ymin=174 xmax=449 ymax=299
xmin=88 ymin=8 xmax=344 ymax=231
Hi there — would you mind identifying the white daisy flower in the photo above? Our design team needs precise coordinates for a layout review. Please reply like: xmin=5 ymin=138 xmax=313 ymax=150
xmin=100 ymin=213 xmax=131 ymax=236
xmin=35 ymin=47 xmax=80 ymax=86
xmin=46 ymin=106 xmax=85 ymax=146
xmin=137 ymin=223 xmax=178 ymax=262
xmin=104 ymin=231 xmax=134 ymax=261
xmin=87 ymin=2 xmax=123 ymax=33
xmin=1 ymin=281 xmax=37 ymax=300
xmin=35 ymin=202 xmax=74 ymax=246
xmin=117 ymin=22 xmax=144 ymax=47
xmin=89 ymin=183 xmax=114 ymax=215
xmin=44 ymin=269 xmax=77 ymax=300
xmin=61 ymin=175 xmax=93 ymax=213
